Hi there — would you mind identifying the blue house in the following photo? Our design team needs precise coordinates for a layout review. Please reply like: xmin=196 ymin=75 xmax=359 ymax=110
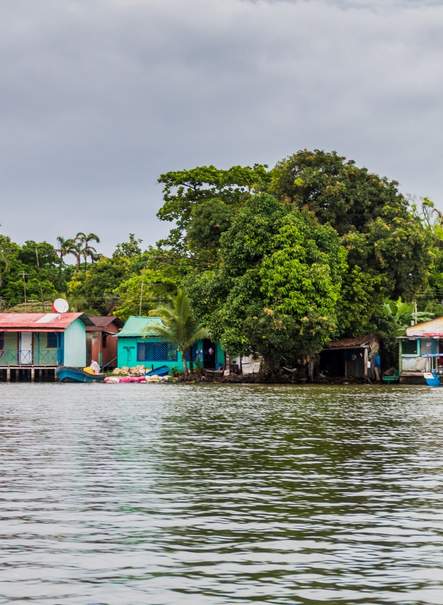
xmin=117 ymin=316 xmax=224 ymax=372
xmin=0 ymin=312 xmax=92 ymax=381
xmin=398 ymin=316 xmax=443 ymax=380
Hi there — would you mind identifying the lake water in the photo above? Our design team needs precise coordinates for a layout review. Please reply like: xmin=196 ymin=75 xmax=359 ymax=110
xmin=1 ymin=383 xmax=443 ymax=605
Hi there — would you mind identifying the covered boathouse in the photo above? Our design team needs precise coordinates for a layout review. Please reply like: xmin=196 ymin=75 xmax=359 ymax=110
xmin=0 ymin=312 xmax=92 ymax=382
xmin=319 ymin=335 xmax=380 ymax=381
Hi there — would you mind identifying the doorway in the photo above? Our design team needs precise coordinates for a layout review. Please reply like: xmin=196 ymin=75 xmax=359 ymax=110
xmin=203 ymin=339 xmax=216 ymax=369
xmin=19 ymin=332 xmax=33 ymax=365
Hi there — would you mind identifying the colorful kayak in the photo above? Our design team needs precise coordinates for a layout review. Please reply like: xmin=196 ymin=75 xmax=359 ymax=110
xmin=424 ymin=372 xmax=441 ymax=387
xmin=145 ymin=366 xmax=169 ymax=377
xmin=56 ymin=367 xmax=105 ymax=383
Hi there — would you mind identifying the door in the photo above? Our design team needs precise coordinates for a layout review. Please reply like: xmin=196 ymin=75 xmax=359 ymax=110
xmin=203 ymin=339 xmax=216 ymax=369
xmin=19 ymin=332 xmax=33 ymax=365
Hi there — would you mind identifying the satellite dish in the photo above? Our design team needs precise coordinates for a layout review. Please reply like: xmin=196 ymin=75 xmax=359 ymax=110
xmin=53 ymin=298 xmax=69 ymax=314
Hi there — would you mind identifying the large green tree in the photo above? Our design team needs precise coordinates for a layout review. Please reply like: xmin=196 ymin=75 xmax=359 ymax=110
xmin=187 ymin=194 xmax=346 ymax=373
xmin=157 ymin=164 xmax=270 ymax=256
xmin=270 ymin=149 xmax=433 ymax=334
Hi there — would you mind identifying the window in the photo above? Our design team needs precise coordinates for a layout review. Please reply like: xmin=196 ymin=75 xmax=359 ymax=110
xmin=47 ymin=333 xmax=58 ymax=349
xmin=137 ymin=341 xmax=177 ymax=362
xmin=402 ymin=339 xmax=418 ymax=355
xmin=0 ymin=332 xmax=4 ymax=350
xmin=102 ymin=333 xmax=107 ymax=348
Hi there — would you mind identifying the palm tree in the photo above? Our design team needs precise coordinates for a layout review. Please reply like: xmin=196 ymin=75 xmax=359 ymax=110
xmin=56 ymin=236 xmax=75 ymax=264
xmin=75 ymin=232 xmax=100 ymax=267
xmin=148 ymin=288 xmax=208 ymax=374
xmin=66 ymin=238 xmax=83 ymax=268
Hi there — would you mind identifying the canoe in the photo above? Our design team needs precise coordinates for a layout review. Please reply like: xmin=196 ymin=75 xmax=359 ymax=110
xmin=56 ymin=367 xmax=105 ymax=383
xmin=382 ymin=373 xmax=400 ymax=384
xmin=145 ymin=366 xmax=169 ymax=377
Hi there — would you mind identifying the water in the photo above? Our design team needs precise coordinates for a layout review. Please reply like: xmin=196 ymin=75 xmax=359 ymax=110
xmin=1 ymin=383 xmax=443 ymax=605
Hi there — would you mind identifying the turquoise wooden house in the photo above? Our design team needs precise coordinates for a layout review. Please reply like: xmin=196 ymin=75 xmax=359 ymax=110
xmin=117 ymin=316 xmax=224 ymax=372
xmin=0 ymin=312 xmax=92 ymax=381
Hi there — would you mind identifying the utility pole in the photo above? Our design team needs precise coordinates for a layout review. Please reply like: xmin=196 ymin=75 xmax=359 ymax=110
xmin=412 ymin=300 xmax=418 ymax=326
xmin=139 ymin=280 xmax=145 ymax=316
xmin=22 ymin=271 xmax=28 ymax=306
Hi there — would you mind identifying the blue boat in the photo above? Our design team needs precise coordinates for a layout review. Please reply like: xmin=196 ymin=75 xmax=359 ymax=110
xmin=145 ymin=365 xmax=169 ymax=377
xmin=424 ymin=372 xmax=441 ymax=388
xmin=56 ymin=367 xmax=105 ymax=383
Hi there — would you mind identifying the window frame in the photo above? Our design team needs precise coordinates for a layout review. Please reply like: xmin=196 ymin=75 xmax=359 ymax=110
xmin=137 ymin=341 xmax=177 ymax=362
xmin=47 ymin=333 xmax=58 ymax=349
xmin=402 ymin=339 xmax=419 ymax=356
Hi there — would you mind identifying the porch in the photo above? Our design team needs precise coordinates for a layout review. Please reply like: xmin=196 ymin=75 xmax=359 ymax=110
xmin=0 ymin=331 xmax=63 ymax=368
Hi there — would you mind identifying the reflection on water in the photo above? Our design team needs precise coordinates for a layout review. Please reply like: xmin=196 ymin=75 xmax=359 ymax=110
xmin=0 ymin=384 xmax=442 ymax=604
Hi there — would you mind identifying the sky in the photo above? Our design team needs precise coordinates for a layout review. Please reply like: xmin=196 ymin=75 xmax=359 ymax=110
xmin=1 ymin=0 xmax=443 ymax=253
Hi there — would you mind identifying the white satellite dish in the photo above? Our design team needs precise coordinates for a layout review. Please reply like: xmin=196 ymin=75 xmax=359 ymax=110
xmin=52 ymin=298 xmax=69 ymax=314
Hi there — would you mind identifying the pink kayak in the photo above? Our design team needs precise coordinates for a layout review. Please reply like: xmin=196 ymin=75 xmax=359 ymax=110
xmin=104 ymin=376 xmax=146 ymax=384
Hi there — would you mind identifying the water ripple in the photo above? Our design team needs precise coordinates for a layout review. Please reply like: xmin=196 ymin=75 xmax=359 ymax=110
xmin=0 ymin=384 xmax=442 ymax=604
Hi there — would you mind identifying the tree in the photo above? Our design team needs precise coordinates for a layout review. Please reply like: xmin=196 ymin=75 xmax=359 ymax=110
xmin=114 ymin=268 xmax=177 ymax=320
xmin=148 ymin=288 xmax=208 ymax=374
xmin=65 ymin=238 xmax=83 ymax=267
xmin=113 ymin=233 xmax=143 ymax=259
xmin=67 ymin=255 xmax=134 ymax=314
xmin=157 ymin=164 xmax=270 ymax=254
xmin=56 ymin=236 xmax=75 ymax=264
xmin=75 ymin=232 xmax=101 ymax=266
xmin=187 ymin=194 xmax=346 ymax=373
xmin=270 ymin=149 xmax=433 ymax=334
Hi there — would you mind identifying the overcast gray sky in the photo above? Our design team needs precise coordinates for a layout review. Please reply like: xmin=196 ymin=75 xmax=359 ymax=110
xmin=1 ymin=0 xmax=442 ymax=253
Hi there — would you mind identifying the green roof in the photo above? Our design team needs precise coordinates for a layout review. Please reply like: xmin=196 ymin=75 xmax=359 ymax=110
xmin=118 ymin=316 xmax=164 ymax=337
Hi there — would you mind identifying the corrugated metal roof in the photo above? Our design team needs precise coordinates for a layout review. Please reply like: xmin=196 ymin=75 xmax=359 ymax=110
xmin=118 ymin=316 xmax=164 ymax=337
xmin=86 ymin=316 xmax=121 ymax=334
xmin=88 ymin=316 xmax=118 ymax=327
xmin=406 ymin=317 xmax=443 ymax=337
xmin=325 ymin=335 xmax=378 ymax=350
xmin=0 ymin=312 xmax=91 ymax=331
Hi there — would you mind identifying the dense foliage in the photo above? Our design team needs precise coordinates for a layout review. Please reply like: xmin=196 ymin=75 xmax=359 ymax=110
xmin=1 ymin=149 xmax=441 ymax=374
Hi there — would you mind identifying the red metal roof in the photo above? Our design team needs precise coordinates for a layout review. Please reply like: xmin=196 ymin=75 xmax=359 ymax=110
xmin=0 ymin=312 xmax=90 ymax=332
xmin=87 ymin=316 xmax=121 ymax=330
xmin=325 ymin=334 xmax=378 ymax=350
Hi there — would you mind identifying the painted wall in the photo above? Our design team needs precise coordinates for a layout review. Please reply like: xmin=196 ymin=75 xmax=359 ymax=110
xmin=0 ymin=332 xmax=18 ymax=365
xmin=0 ymin=332 xmax=63 ymax=366
xmin=117 ymin=337 xmax=224 ymax=372
xmin=117 ymin=337 xmax=184 ymax=372
xmin=34 ymin=333 xmax=58 ymax=366
xmin=399 ymin=337 xmax=437 ymax=373
xmin=63 ymin=320 xmax=87 ymax=367
xmin=87 ymin=331 xmax=118 ymax=368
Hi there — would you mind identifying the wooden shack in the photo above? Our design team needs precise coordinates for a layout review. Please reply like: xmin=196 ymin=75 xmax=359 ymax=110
xmin=319 ymin=335 xmax=380 ymax=380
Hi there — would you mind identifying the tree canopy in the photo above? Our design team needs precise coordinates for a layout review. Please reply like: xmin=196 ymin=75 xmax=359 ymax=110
xmin=1 ymin=148 xmax=440 ymax=377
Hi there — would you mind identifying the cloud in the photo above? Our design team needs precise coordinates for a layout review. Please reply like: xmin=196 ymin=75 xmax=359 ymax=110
xmin=1 ymin=0 xmax=442 ymax=251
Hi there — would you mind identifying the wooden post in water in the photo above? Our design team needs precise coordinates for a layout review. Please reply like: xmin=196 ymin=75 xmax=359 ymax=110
xmin=6 ymin=368 xmax=10 ymax=382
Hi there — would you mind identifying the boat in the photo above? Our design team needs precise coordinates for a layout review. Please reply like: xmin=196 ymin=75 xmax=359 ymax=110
xmin=382 ymin=372 xmax=400 ymax=384
xmin=424 ymin=372 xmax=441 ymax=388
xmin=145 ymin=365 xmax=169 ymax=377
xmin=56 ymin=367 xmax=105 ymax=383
